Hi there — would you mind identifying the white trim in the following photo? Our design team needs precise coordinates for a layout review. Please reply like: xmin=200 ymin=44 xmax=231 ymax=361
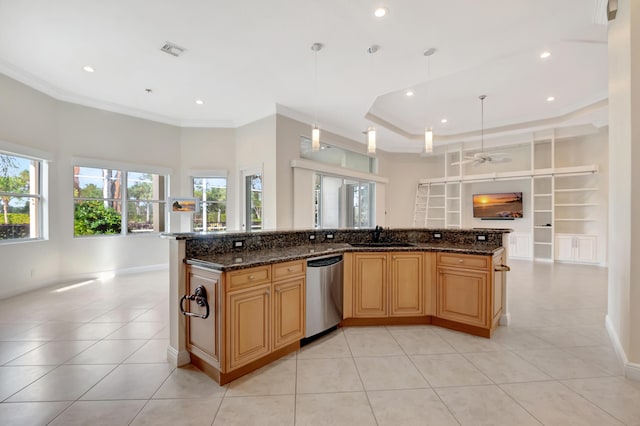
xmin=0 ymin=139 xmax=54 ymax=161
xmin=627 ymin=363 xmax=640 ymax=381
xmin=605 ymin=315 xmax=631 ymax=373
xmin=71 ymin=157 xmax=173 ymax=176
xmin=290 ymin=158 xmax=389 ymax=184
xmin=499 ymin=313 xmax=510 ymax=326
xmin=166 ymin=346 xmax=191 ymax=367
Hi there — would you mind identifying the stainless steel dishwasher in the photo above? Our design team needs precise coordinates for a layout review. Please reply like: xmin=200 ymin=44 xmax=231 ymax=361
xmin=305 ymin=254 xmax=343 ymax=338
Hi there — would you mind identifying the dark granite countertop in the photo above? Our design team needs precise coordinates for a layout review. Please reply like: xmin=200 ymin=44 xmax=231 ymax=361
xmin=187 ymin=242 xmax=504 ymax=271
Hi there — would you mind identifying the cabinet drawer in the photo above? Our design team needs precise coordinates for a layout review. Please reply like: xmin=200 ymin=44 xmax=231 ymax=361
xmin=272 ymin=260 xmax=305 ymax=282
xmin=437 ymin=253 xmax=489 ymax=270
xmin=227 ymin=265 xmax=271 ymax=290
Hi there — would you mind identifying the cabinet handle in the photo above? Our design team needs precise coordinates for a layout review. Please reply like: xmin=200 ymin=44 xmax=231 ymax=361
xmin=458 ymin=259 xmax=464 ymax=263
xmin=287 ymin=267 xmax=294 ymax=272
xmin=494 ymin=264 xmax=511 ymax=272
xmin=248 ymin=275 xmax=255 ymax=280
xmin=265 ymin=289 xmax=271 ymax=295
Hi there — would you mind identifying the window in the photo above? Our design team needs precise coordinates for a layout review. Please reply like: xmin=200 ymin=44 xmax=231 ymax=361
xmin=300 ymin=137 xmax=377 ymax=174
xmin=314 ymin=174 xmax=375 ymax=229
xmin=193 ymin=177 xmax=227 ymax=232
xmin=127 ymin=172 xmax=166 ymax=233
xmin=0 ymin=152 xmax=43 ymax=241
xmin=73 ymin=166 xmax=167 ymax=236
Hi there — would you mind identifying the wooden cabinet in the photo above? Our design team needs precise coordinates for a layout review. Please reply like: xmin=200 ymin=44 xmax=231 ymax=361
xmin=272 ymin=260 xmax=305 ymax=350
xmin=437 ymin=265 xmax=488 ymax=327
xmin=186 ymin=266 xmax=222 ymax=370
xmin=352 ymin=252 xmax=425 ymax=318
xmin=353 ymin=252 xmax=388 ymax=317
xmin=224 ymin=259 xmax=305 ymax=372
xmin=435 ymin=251 xmax=506 ymax=335
xmin=226 ymin=283 xmax=271 ymax=371
xmin=389 ymin=252 xmax=424 ymax=316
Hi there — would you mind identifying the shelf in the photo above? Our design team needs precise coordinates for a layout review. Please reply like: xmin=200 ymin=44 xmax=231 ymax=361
xmin=555 ymin=203 xmax=598 ymax=207
xmin=554 ymin=218 xmax=597 ymax=222
xmin=534 ymin=242 xmax=553 ymax=246
xmin=447 ymin=197 xmax=461 ymax=200
xmin=429 ymin=195 xmax=445 ymax=198
xmin=534 ymin=210 xmax=552 ymax=213
xmin=448 ymin=211 xmax=461 ymax=214
xmin=534 ymin=193 xmax=552 ymax=197
xmin=534 ymin=226 xmax=553 ymax=229
xmin=555 ymin=188 xmax=598 ymax=193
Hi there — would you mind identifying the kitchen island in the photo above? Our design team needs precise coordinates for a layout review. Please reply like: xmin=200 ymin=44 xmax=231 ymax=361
xmin=163 ymin=228 xmax=511 ymax=384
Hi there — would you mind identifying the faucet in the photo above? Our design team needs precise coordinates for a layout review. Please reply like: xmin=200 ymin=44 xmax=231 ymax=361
xmin=372 ymin=225 xmax=383 ymax=242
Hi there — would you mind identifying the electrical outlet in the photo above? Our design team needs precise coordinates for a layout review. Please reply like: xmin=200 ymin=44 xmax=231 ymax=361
xmin=309 ymin=234 xmax=316 ymax=240
xmin=476 ymin=234 xmax=487 ymax=242
xmin=325 ymin=233 xmax=334 ymax=240
xmin=433 ymin=232 xmax=442 ymax=239
xmin=233 ymin=240 xmax=244 ymax=248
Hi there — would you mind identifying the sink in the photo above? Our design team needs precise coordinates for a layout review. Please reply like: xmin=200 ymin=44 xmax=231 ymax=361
xmin=349 ymin=242 xmax=415 ymax=247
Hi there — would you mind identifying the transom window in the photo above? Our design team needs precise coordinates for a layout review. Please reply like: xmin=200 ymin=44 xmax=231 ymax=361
xmin=0 ymin=152 xmax=43 ymax=242
xmin=73 ymin=166 xmax=167 ymax=236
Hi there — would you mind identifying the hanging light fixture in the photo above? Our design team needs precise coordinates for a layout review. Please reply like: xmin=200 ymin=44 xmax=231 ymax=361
xmin=311 ymin=43 xmax=323 ymax=152
xmin=367 ymin=45 xmax=379 ymax=154
xmin=367 ymin=126 xmax=376 ymax=154
xmin=423 ymin=48 xmax=436 ymax=154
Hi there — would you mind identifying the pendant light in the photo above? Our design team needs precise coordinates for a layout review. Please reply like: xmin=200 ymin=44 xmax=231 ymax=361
xmin=423 ymin=48 xmax=436 ymax=154
xmin=311 ymin=43 xmax=323 ymax=152
xmin=367 ymin=45 xmax=379 ymax=154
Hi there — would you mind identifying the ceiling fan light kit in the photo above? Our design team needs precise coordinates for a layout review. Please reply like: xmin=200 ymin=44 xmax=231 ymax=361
xmin=450 ymin=94 xmax=512 ymax=166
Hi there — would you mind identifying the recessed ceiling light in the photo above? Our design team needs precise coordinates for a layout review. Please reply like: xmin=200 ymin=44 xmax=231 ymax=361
xmin=546 ymin=96 xmax=555 ymax=102
xmin=441 ymin=118 xmax=448 ymax=124
xmin=374 ymin=7 xmax=388 ymax=18
xmin=195 ymin=99 xmax=204 ymax=105
xmin=540 ymin=51 xmax=551 ymax=59
xmin=83 ymin=66 xmax=94 ymax=73
xmin=405 ymin=90 xmax=414 ymax=97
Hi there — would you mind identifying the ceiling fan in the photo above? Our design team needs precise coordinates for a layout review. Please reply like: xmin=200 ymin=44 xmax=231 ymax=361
xmin=451 ymin=95 xmax=512 ymax=166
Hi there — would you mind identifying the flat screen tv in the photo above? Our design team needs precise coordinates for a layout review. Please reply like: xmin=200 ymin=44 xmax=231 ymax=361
xmin=473 ymin=192 xmax=523 ymax=219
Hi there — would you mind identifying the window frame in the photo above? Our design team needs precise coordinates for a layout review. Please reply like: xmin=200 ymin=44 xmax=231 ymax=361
xmin=72 ymin=160 xmax=170 ymax=238
xmin=192 ymin=175 xmax=228 ymax=232
xmin=0 ymin=150 xmax=45 ymax=244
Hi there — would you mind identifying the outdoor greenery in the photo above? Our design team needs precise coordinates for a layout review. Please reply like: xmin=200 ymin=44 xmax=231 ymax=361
xmin=74 ymin=201 xmax=122 ymax=235
xmin=0 ymin=154 xmax=30 ymax=227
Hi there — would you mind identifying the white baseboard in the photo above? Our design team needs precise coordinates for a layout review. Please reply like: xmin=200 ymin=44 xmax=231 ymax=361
xmin=167 ymin=346 xmax=191 ymax=367
xmin=604 ymin=315 xmax=639 ymax=381
xmin=500 ymin=313 xmax=511 ymax=326
xmin=627 ymin=362 xmax=640 ymax=381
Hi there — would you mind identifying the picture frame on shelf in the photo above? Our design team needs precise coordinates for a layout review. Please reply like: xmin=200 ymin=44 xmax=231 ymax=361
xmin=171 ymin=198 xmax=198 ymax=213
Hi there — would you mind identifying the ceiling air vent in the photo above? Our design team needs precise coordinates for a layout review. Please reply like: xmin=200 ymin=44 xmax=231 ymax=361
xmin=160 ymin=42 xmax=186 ymax=57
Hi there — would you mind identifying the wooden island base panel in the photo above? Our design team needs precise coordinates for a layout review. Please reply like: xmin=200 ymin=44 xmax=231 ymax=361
xmin=167 ymin=228 xmax=511 ymax=385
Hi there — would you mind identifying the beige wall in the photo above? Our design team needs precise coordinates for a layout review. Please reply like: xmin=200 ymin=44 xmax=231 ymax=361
xmin=607 ymin=0 xmax=640 ymax=374
xmin=0 ymin=74 xmax=181 ymax=299
xmin=179 ymin=127 xmax=237 ymax=231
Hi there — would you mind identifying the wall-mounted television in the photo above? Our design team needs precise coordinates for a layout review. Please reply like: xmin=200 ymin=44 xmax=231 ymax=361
xmin=473 ymin=192 xmax=523 ymax=219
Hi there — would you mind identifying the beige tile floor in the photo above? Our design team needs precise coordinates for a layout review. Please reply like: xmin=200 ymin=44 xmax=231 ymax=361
xmin=1 ymin=260 xmax=639 ymax=425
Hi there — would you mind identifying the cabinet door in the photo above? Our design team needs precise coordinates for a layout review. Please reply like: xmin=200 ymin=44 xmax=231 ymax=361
xmin=554 ymin=235 xmax=574 ymax=261
xmin=437 ymin=267 xmax=488 ymax=327
xmin=389 ymin=253 xmax=424 ymax=316
xmin=226 ymin=284 xmax=271 ymax=371
xmin=510 ymin=233 xmax=531 ymax=259
xmin=186 ymin=266 xmax=221 ymax=370
xmin=575 ymin=236 xmax=597 ymax=263
xmin=273 ymin=277 xmax=305 ymax=350
xmin=353 ymin=253 xmax=388 ymax=317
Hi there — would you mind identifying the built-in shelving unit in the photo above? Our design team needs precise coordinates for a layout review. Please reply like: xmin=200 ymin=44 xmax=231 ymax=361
xmin=414 ymin=129 xmax=603 ymax=264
